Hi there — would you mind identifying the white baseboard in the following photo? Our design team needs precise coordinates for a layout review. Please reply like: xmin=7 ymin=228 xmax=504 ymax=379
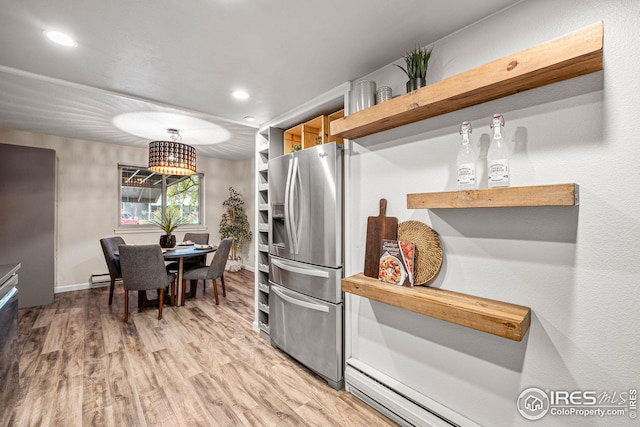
xmin=56 ymin=264 xmax=254 ymax=294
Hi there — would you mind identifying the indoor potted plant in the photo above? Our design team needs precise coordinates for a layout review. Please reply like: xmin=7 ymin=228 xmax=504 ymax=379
xmin=219 ymin=187 xmax=252 ymax=272
xmin=150 ymin=206 xmax=188 ymax=248
xmin=395 ymin=44 xmax=433 ymax=93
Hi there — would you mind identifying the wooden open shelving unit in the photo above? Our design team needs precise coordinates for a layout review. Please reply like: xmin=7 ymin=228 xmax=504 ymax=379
xmin=283 ymin=123 xmax=303 ymax=153
xmin=342 ymin=273 xmax=531 ymax=341
xmin=283 ymin=109 xmax=345 ymax=154
xmin=330 ymin=23 xmax=603 ymax=140
xmin=407 ymin=183 xmax=579 ymax=209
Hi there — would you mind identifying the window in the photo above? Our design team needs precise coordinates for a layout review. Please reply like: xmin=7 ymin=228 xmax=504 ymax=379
xmin=119 ymin=165 xmax=203 ymax=227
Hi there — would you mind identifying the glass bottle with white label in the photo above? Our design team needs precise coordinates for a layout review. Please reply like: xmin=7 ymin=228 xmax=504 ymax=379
xmin=456 ymin=121 xmax=477 ymax=190
xmin=487 ymin=114 xmax=510 ymax=188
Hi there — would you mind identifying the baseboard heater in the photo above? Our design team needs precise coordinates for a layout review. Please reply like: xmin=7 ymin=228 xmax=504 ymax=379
xmin=345 ymin=359 xmax=480 ymax=427
xmin=90 ymin=273 xmax=112 ymax=286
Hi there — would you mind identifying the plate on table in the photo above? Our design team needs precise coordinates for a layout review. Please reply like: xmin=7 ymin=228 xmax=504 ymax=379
xmin=161 ymin=247 xmax=179 ymax=253
xmin=177 ymin=241 xmax=194 ymax=246
xmin=195 ymin=244 xmax=212 ymax=250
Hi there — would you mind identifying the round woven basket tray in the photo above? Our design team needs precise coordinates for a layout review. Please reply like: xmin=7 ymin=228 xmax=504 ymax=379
xmin=397 ymin=220 xmax=443 ymax=285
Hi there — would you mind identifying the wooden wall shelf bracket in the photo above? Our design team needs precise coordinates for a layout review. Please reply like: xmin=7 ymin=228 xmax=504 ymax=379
xmin=330 ymin=23 xmax=603 ymax=140
xmin=342 ymin=273 xmax=531 ymax=341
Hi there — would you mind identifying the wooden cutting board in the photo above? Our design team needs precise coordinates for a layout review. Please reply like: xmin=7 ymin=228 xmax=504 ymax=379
xmin=364 ymin=199 xmax=398 ymax=278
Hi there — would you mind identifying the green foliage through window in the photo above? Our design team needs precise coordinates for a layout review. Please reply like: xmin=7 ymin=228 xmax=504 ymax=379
xmin=119 ymin=165 xmax=203 ymax=228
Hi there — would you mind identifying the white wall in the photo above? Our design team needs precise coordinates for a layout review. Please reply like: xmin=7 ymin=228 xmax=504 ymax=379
xmin=0 ymin=128 xmax=255 ymax=289
xmin=346 ymin=0 xmax=639 ymax=425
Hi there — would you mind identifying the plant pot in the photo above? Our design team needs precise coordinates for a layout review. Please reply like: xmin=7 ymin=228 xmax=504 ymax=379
xmin=159 ymin=234 xmax=176 ymax=248
xmin=225 ymin=257 xmax=242 ymax=272
xmin=406 ymin=78 xmax=426 ymax=93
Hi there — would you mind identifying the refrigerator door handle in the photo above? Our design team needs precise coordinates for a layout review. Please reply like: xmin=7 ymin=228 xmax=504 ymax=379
xmin=271 ymin=258 xmax=329 ymax=278
xmin=272 ymin=286 xmax=330 ymax=313
xmin=283 ymin=158 xmax=295 ymax=252
xmin=292 ymin=157 xmax=302 ymax=254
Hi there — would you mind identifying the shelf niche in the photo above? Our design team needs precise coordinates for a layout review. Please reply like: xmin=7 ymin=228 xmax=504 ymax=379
xmin=342 ymin=273 xmax=531 ymax=341
xmin=283 ymin=109 xmax=344 ymax=154
xmin=331 ymin=23 xmax=603 ymax=140
xmin=407 ymin=183 xmax=579 ymax=209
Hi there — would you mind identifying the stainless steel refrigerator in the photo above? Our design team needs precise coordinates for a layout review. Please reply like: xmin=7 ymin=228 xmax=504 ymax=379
xmin=268 ymin=142 xmax=343 ymax=389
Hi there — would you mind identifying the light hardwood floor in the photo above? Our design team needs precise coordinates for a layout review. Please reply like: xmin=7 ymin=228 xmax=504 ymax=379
xmin=5 ymin=270 xmax=396 ymax=427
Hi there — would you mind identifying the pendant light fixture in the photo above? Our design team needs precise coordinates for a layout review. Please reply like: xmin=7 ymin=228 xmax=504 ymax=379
xmin=148 ymin=128 xmax=196 ymax=175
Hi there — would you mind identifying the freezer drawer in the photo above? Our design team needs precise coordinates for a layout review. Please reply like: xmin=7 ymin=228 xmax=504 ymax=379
xmin=269 ymin=283 xmax=343 ymax=389
xmin=269 ymin=256 xmax=342 ymax=304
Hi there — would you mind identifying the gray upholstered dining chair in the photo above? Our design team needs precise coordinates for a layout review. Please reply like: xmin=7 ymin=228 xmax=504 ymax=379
xmin=118 ymin=244 xmax=176 ymax=322
xmin=183 ymin=232 xmax=209 ymax=245
xmin=183 ymin=232 xmax=210 ymax=268
xmin=100 ymin=236 xmax=126 ymax=306
xmin=182 ymin=237 xmax=233 ymax=304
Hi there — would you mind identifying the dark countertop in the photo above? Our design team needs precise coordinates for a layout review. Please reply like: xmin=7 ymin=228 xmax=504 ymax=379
xmin=0 ymin=263 xmax=21 ymax=285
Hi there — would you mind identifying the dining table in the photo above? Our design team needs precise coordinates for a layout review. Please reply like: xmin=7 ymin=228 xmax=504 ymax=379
xmin=162 ymin=244 xmax=217 ymax=306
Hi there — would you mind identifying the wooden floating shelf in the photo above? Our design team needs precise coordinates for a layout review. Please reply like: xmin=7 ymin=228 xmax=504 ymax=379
xmin=407 ymin=183 xmax=579 ymax=209
xmin=342 ymin=273 xmax=531 ymax=341
xmin=330 ymin=23 xmax=603 ymax=140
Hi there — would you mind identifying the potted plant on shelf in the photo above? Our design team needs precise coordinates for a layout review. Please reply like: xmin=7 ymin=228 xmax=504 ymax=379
xmin=150 ymin=207 xmax=188 ymax=248
xmin=395 ymin=44 xmax=433 ymax=93
xmin=219 ymin=187 xmax=252 ymax=272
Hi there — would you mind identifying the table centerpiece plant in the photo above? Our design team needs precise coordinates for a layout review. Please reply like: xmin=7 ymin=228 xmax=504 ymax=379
xmin=219 ymin=187 xmax=252 ymax=272
xmin=149 ymin=206 xmax=188 ymax=248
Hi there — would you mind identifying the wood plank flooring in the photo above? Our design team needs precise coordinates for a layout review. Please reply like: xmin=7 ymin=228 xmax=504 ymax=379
xmin=4 ymin=270 xmax=396 ymax=427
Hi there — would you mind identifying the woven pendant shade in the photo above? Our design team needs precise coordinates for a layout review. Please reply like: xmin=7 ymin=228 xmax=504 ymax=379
xmin=148 ymin=140 xmax=196 ymax=175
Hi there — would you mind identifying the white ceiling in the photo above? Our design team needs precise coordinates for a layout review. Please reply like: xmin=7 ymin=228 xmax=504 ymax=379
xmin=0 ymin=0 xmax=521 ymax=160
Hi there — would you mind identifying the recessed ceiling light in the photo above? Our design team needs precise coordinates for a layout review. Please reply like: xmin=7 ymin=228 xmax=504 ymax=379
xmin=244 ymin=116 xmax=255 ymax=122
xmin=232 ymin=90 xmax=249 ymax=100
xmin=44 ymin=30 xmax=78 ymax=47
